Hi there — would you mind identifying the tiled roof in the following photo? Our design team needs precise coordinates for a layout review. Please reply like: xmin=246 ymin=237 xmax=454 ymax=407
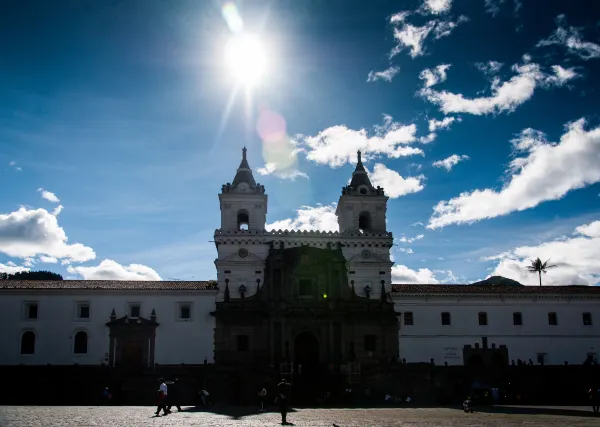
xmin=392 ymin=284 xmax=600 ymax=295
xmin=0 ymin=280 xmax=218 ymax=290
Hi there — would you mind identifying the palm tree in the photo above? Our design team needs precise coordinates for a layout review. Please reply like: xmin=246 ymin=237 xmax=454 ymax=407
xmin=527 ymin=258 xmax=557 ymax=286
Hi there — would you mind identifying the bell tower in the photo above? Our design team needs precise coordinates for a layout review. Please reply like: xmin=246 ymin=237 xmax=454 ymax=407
xmin=336 ymin=150 xmax=388 ymax=233
xmin=214 ymin=147 xmax=268 ymax=302
xmin=218 ymin=147 xmax=267 ymax=231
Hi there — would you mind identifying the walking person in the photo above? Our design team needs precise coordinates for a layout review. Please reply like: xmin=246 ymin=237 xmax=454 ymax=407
xmin=589 ymin=386 xmax=600 ymax=414
xmin=258 ymin=385 xmax=267 ymax=412
xmin=199 ymin=388 xmax=211 ymax=406
xmin=155 ymin=378 xmax=168 ymax=417
xmin=276 ymin=378 xmax=291 ymax=425
xmin=167 ymin=378 xmax=182 ymax=412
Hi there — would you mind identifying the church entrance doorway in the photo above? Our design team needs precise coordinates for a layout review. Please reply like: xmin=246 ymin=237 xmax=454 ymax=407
xmin=122 ymin=340 xmax=143 ymax=368
xmin=294 ymin=331 xmax=320 ymax=376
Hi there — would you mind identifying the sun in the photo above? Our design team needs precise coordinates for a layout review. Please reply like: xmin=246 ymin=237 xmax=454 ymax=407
xmin=225 ymin=34 xmax=268 ymax=87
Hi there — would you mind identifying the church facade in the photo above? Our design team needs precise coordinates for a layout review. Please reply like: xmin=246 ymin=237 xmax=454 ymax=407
xmin=212 ymin=148 xmax=398 ymax=376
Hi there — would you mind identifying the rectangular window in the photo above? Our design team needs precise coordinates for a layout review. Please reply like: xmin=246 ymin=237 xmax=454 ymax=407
xmin=24 ymin=302 xmax=38 ymax=320
xmin=404 ymin=312 xmax=414 ymax=326
xmin=583 ymin=312 xmax=593 ymax=326
xmin=129 ymin=304 xmax=141 ymax=318
xmin=441 ymin=312 xmax=451 ymax=326
xmin=299 ymin=280 xmax=313 ymax=297
xmin=513 ymin=312 xmax=522 ymax=326
xmin=548 ymin=312 xmax=558 ymax=326
xmin=178 ymin=303 xmax=192 ymax=321
xmin=237 ymin=335 xmax=249 ymax=352
xmin=76 ymin=302 xmax=90 ymax=320
xmin=364 ymin=335 xmax=377 ymax=352
xmin=478 ymin=312 xmax=488 ymax=326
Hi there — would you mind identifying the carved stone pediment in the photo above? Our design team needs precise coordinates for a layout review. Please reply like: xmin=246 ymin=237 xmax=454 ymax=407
xmin=218 ymin=250 xmax=264 ymax=264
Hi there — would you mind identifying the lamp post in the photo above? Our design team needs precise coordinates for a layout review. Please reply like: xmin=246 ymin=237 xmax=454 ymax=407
xmin=364 ymin=284 xmax=372 ymax=299
xmin=239 ymin=284 xmax=247 ymax=299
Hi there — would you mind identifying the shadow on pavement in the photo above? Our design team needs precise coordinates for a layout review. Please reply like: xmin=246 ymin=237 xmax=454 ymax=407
xmin=476 ymin=405 xmax=597 ymax=418
xmin=180 ymin=405 xmax=297 ymax=420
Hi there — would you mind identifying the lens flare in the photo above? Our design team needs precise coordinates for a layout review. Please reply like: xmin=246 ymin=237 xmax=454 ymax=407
xmin=256 ymin=109 xmax=297 ymax=173
xmin=221 ymin=2 xmax=244 ymax=34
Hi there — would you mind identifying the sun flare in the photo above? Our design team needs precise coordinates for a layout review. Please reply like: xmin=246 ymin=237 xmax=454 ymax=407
xmin=225 ymin=34 xmax=268 ymax=87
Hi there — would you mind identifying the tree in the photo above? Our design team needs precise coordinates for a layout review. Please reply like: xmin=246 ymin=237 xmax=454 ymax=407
xmin=527 ymin=258 xmax=557 ymax=286
xmin=0 ymin=270 xmax=63 ymax=281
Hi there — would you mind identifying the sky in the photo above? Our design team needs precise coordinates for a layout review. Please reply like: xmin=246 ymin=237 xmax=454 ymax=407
xmin=1 ymin=0 xmax=600 ymax=286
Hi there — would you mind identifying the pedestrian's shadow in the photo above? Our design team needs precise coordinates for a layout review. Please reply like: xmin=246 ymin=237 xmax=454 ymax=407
xmin=180 ymin=405 xmax=297 ymax=420
xmin=476 ymin=405 xmax=597 ymax=418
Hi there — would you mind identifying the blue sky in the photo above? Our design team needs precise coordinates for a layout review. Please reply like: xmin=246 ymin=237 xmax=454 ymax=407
xmin=1 ymin=0 xmax=600 ymax=285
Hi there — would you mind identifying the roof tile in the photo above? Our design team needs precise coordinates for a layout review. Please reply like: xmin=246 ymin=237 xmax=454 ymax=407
xmin=392 ymin=284 xmax=600 ymax=295
xmin=0 ymin=280 xmax=218 ymax=290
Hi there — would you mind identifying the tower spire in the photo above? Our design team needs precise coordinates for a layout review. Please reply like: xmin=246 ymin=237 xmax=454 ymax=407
xmin=231 ymin=147 xmax=256 ymax=189
xmin=349 ymin=149 xmax=373 ymax=190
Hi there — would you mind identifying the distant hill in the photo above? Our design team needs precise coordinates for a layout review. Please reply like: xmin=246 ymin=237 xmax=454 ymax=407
xmin=470 ymin=276 xmax=524 ymax=286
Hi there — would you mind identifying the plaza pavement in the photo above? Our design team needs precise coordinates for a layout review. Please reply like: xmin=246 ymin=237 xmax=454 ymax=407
xmin=0 ymin=405 xmax=598 ymax=426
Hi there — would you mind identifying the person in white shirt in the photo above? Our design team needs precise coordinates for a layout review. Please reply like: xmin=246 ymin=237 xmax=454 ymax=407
xmin=258 ymin=386 xmax=267 ymax=411
xmin=155 ymin=378 xmax=168 ymax=416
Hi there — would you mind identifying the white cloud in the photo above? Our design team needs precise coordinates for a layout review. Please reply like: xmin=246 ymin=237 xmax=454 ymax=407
xmin=296 ymin=115 xmax=422 ymax=168
xmin=432 ymin=154 xmax=469 ymax=171
xmin=419 ymin=133 xmax=437 ymax=144
xmin=367 ymin=66 xmax=400 ymax=82
xmin=369 ymin=163 xmax=425 ymax=198
xmin=537 ymin=15 xmax=600 ymax=61
xmin=398 ymin=234 xmax=425 ymax=243
xmin=545 ymin=65 xmax=580 ymax=86
xmin=428 ymin=118 xmax=600 ymax=228
xmin=574 ymin=221 xmax=600 ymax=238
xmin=390 ymin=16 xmax=467 ymax=59
xmin=266 ymin=204 xmax=339 ymax=232
xmin=39 ymin=255 xmax=58 ymax=264
xmin=475 ymin=61 xmax=503 ymax=75
xmin=419 ymin=64 xmax=451 ymax=87
xmin=420 ymin=59 xmax=579 ymax=115
xmin=392 ymin=264 xmax=440 ymax=283
xmin=0 ymin=262 xmax=30 ymax=274
xmin=256 ymin=163 xmax=308 ymax=180
xmin=391 ymin=21 xmax=435 ymax=58
xmin=399 ymin=248 xmax=414 ymax=254
xmin=52 ymin=205 xmax=64 ymax=216
xmin=390 ymin=11 xmax=411 ymax=24
xmin=490 ymin=219 xmax=600 ymax=286
xmin=421 ymin=0 xmax=453 ymax=14
xmin=433 ymin=15 xmax=468 ymax=39
xmin=37 ymin=188 xmax=60 ymax=203
xmin=9 ymin=161 xmax=22 ymax=172
xmin=67 ymin=259 xmax=161 ymax=281
xmin=428 ymin=116 xmax=460 ymax=132
xmin=23 ymin=257 xmax=35 ymax=267
xmin=0 ymin=206 xmax=96 ymax=262
xmin=484 ymin=0 xmax=506 ymax=16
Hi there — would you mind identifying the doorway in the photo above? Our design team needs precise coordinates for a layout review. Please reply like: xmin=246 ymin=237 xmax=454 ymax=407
xmin=294 ymin=332 xmax=320 ymax=375
xmin=122 ymin=340 xmax=143 ymax=367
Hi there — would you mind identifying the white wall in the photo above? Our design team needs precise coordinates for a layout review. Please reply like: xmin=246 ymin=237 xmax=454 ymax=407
xmin=215 ymin=242 xmax=269 ymax=302
xmin=394 ymin=296 xmax=600 ymax=365
xmin=0 ymin=291 xmax=216 ymax=366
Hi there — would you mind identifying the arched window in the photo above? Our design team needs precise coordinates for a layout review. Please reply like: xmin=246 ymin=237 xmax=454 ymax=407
xmin=20 ymin=331 xmax=35 ymax=355
xmin=237 ymin=209 xmax=249 ymax=230
xmin=74 ymin=331 xmax=88 ymax=354
xmin=358 ymin=211 xmax=371 ymax=231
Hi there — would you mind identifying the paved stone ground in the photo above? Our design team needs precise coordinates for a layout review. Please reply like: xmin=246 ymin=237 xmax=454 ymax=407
xmin=0 ymin=406 xmax=599 ymax=426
